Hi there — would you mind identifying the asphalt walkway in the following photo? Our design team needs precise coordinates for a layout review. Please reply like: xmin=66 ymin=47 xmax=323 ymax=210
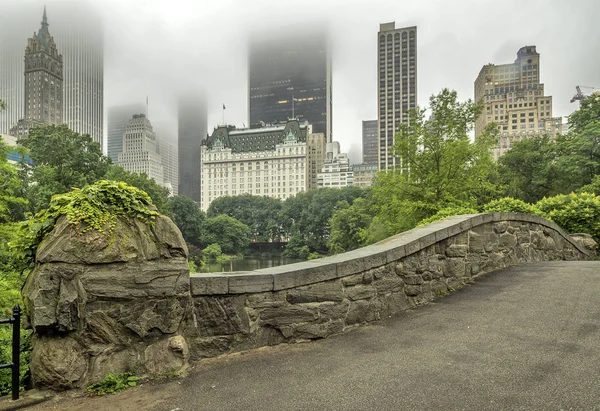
xmin=23 ymin=261 xmax=600 ymax=410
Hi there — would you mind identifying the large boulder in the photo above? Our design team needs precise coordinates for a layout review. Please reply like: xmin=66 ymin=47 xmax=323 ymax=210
xmin=23 ymin=214 xmax=192 ymax=389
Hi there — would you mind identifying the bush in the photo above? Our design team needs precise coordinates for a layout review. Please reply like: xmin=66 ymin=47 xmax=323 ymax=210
xmin=535 ymin=192 xmax=600 ymax=243
xmin=483 ymin=197 xmax=541 ymax=215
xmin=87 ymin=372 xmax=139 ymax=396
xmin=417 ymin=206 xmax=478 ymax=227
xmin=202 ymin=243 xmax=223 ymax=260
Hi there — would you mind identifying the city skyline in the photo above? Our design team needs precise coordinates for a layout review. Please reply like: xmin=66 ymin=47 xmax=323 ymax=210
xmin=1 ymin=0 xmax=599 ymax=157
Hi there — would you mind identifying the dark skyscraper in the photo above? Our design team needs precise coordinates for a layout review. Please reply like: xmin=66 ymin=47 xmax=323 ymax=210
xmin=248 ymin=29 xmax=332 ymax=142
xmin=377 ymin=23 xmax=417 ymax=170
xmin=362 ymin=120 xmax=378 ymax=165
xmin=178 ymin=94 xmax=207 ymax=202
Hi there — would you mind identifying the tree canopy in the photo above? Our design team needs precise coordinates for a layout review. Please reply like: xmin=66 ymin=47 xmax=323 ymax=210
xmin=167 ymin=195 xmax=205 ymax=246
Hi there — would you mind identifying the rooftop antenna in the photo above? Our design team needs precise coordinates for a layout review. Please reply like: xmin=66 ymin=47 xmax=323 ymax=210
xmin=146 ymin=95 xmax=149 ymax=118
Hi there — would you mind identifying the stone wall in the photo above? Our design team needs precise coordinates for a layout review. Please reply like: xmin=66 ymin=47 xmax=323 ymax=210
xmin=23 ymin=213 xmax=596 ymax=390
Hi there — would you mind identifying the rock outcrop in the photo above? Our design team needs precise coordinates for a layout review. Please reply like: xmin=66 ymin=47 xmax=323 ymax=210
xmin=23 ymin=214 xmax=191 ymax=389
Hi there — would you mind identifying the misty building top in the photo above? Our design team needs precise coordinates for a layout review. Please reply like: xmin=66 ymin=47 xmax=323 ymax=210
xmin=26 ymin=6 xmax=62 ymax=60
xmin=203 ymin=119 xmax=310 ymax=153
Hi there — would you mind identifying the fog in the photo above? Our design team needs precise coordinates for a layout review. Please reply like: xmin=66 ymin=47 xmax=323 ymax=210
xmin=1 ymin=0 xmax=599 ymax=158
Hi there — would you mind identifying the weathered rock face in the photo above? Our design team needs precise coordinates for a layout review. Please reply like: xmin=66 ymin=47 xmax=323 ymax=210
xmin=23 ymin=214 xmax=191 ymax=389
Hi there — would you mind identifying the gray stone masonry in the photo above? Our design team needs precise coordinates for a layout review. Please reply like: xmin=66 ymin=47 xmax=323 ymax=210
xmin=23 ymin=213 xmax=597 ymax=390
xmin=184 ymin=213 xmax=596 ymax=360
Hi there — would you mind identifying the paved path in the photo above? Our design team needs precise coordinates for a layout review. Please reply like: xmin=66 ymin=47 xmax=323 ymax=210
xmin=25 ymin=261 xmax=600 ymax=410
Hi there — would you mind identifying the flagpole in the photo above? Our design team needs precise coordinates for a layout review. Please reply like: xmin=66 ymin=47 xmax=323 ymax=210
xmin=222 ymin=104 xmax=225 ymax=125
xmin=292 ymin=94 xmax=294 ymax=119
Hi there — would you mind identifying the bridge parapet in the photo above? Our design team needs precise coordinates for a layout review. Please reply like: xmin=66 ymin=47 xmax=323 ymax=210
xmin=23 ymin=212 xmax=596 ymax=390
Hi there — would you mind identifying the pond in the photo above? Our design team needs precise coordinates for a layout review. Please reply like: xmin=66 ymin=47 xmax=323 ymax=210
xmin=198 ymin=256 xmax=305 ymax=273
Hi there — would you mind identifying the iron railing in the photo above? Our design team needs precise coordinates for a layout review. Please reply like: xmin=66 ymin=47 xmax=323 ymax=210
xmin=0 ymin=305 xmax=21 ymax=400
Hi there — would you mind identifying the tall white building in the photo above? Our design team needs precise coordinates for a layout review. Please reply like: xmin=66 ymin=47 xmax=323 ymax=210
xmin=317 ymin=141 xmax=353 ymax=188
xmin=200 ymin=120 xmax=311 ymax=211
xmin=377 ymin=23 xmax=417 ymax=170
xmin=118 ymin=114 xmax=164 ymax=185
xmin=156 ymin=137 xmax=178 ymax=196
xmin=107 ymin=104 xmax=145 ymax=162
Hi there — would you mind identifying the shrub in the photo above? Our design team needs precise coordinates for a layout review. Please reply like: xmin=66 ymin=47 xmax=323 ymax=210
xmin=87 ymin=372 xmax=139 ymax=396
xmin=483 ymin=197 xmax=542 ymax=215
xmin=417 ymin=206 xmax=478 ymax=227
xmin=10 ymin=180 xmax=158 ymax=271
xmin=202 ymin=243 xmax=223 ymax=260
xmin=535 ymin=192 xmax=600 ymax=243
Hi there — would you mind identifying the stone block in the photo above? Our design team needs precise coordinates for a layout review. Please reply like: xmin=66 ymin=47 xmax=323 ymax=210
xmin=228 ymin=273 xmax=273 ymax=294
xmin=191 ymin=296 xmax=250 ymax=336
xmin=493 ymin=221 xmax=508 ymax=234
xmin=120 ymin=297 xmax=187 ymax=339
xmin=318 ymin=301 xmax=350 ymax=321
xmin=444 ymin=259 xmax=466 ymax=278
xmin=403 ymin=275 xmax=424 ymax=285
xmin=286 ymin=281 xmax=344 ymax=304
xmin=498 ymin=232 xmax=518 ymax=250
xmin=345 ymin=285 xmax=377 ymax=301
xmin=259 ymin=305 xmax=319 ymax=326
xmin=434 ymin=227 xmax=450 ymax=243
xmin=405 ymin=239 xmax=421 ymax=256
xmin=293 ymin=321 xmax=344 ymax=339
xmin=468 ymin=231 xmax=485 ymax=254
xmin=144 ymin=335 xmax=189 ymax=376
xmin=187 ymin=335 xmax=238 ymax=360
xmin=419 ymin=232 xmax=438 ymax=250
xmin=404 ymin=285 xmax=421 ymax=296
xmin=341 ymin=273 xmax=364 ymax=287
xmin=385 ymin=244 xmax=407 ymax=263
xmin=346 ymin=300 xmax=381 ymax=324
xmin=383 ymin=293 xmax=414 ymax=317
xmin=373 ymin=275 xmax=405 ymax=294
xmin=190 ymin=274 xmax=228 ymax=295
xmin=30 ymin=335 xmax=88 ymax=389
xmin=445 ymin=244 xmax=468 ymax=258
xmin=246 ymin=291 xmax=287 ymax=308
xmin=335 ymin=250 xmax=387 ymax=277
xmin=264 ymin=260 xmax=337 ymax=291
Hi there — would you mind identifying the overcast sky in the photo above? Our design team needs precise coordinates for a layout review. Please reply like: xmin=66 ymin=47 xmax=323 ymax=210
xmin=2 ymin=0 xmax=599 ymax=161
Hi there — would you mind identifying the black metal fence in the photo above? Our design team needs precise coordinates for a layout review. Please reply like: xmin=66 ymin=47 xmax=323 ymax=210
xmin=0 ymin=305 xmax=20 ymax=400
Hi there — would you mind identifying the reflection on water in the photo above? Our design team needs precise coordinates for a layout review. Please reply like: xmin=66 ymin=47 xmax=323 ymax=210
xmin=199 ymin=257 xmax=304 ymax=273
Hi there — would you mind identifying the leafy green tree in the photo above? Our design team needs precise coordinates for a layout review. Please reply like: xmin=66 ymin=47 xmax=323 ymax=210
xmin=167 ymin=195 xmax=205 ymax=246
xmin=0 ymin=137 xmax=28 ymax=223
xmin=579 ymin=175 xmax=600 ymax=194
xmin=558 ymin=93 xmax=600 ymax=188
xmin=281 ymin=186 xmax=365 ymax=256
xmin=328 ymin=198 xmax=372 ymax=253
xmin=497 ymin=135 xmax=561 ymax=203
xmin=202 ymin=214 xmax=251 ymax=255
xmin=20 ymin=125 xmax=110 ymax=212
xmin=208 ymin=194 xmax=284 ymax=242
xmin=368 ymin=89 xmax=498 ymax=240
xmin=105 ymin=165 xmax=171 ymax=215
xmin=202 ymin=243 xmax=223 ymax=260
xmin=0 ymin=99 xmax=5 ymax=110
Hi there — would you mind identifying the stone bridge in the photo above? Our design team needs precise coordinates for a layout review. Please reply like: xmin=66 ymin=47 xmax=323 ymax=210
xmin=22 ymin=212 xmax=597 ymax=390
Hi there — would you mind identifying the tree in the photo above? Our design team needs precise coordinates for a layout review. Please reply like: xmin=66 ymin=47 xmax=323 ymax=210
xmin=105 ymin=165 xmax=171 ymax=215
xmin=202 ymin=214 xmax=251 ymax=255
xmin=328 ymin=198 xmax=372 ymax=254
xmin=557 ymin=93 xmax=600 ymax=189
xmin=167 ymin=195 xmax=205 ymax=246
xmin=0 ymin=100 xmax=5 ymax=111
xmin=497 ymin=135 xmax=561 ymax=203
xmin=369 ymin=89 xmax=498 ymax=239
xmin=281 ymin=186 xmax=365 ymax=257
xmin=208 ymin=194 xmax=284 ymax=242
xmin=0 ymin=137 xmax=28 ymax=224
xmin=20 ymin=125 xmax=110 ymax=212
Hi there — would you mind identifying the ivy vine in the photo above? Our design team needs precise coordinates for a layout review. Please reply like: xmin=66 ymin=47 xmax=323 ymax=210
xmin=11 ymin=180 xmax=159 ymax=271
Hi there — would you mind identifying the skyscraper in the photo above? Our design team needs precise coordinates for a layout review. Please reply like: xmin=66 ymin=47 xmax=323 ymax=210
xmin=52 ymin=1 xmax=104 ymax=144
xmin=118 ymin=114 xmax=164 ymax=185
xmin=156 ymin=137 xmax=178 ymax=196
xmin=248 ymin=28 xmax=332 ymax=142
xmin=377 ymin=23 xmax=417 ymax=171
xmin=10 ymin=7 xmax=63 ymax=138
xmin=0 ymin=1 xmax=103 ymax=143
xmin=362 ymin=120 xmax=378 ymax=165
xmin=178 ymin=94 xmax=207 ymax=202
xmin=474 ymin=46 xmax=563 ymax=159
xmin=107 ymin=103 xmax=145 ymax=162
